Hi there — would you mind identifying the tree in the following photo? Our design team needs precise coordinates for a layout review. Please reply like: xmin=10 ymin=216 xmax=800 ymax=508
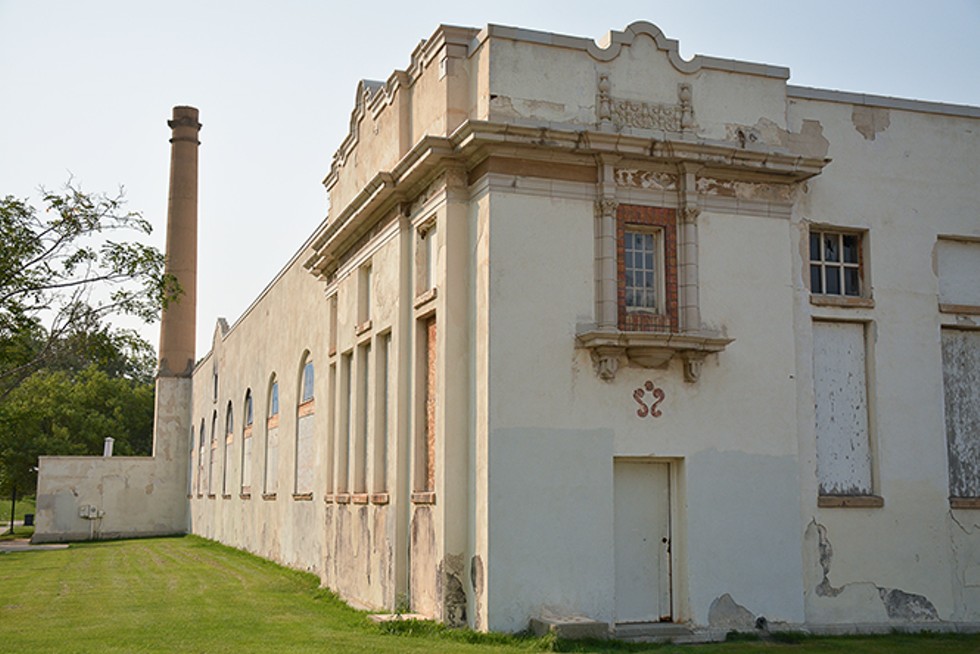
xmin=0 ymin=182 xmax=178 ymax=398
xmin=0 ymin=181 xmax=177 ymax=530
xmin=0 ymin=362 xmax=156 ymax=530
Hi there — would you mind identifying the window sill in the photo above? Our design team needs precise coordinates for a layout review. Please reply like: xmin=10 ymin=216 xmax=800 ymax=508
xmin=411 ymin=491 xmax=436 ymax=505
xmin=940 ymin=303 xmax=980 ymax=316
xmin=818 ymin=495 xmax=883 ymax=508
xmin=414 ymin=288 xmax=437 ymax=309
xmin=575 ymin=329 xmax=733 ymax=382
xmin=298 ymin=399 xmax=315 ymax=418
xmin=351 ymin=493 xmax=370 ymax=505
xmin=355 ymin=319 xmax=372 ymax=336
xmin=267 ymin=416 xmax=280 ymax=429
xmin=950 ymin=497 xmax=980 ymax=509
xmin=335 ymin=493 xmax=351 ymax=504
xmin=239 ymin=493 xmax=251 ymax=500
xmin=292 ymin=493 xmax=313 ymax=501
xmin=371 ymin=492 xmax=390 ymax=505
xmin=221 ymin=494 xmax=232 ymax=500
xmin=810 ymin=295 xmax=874 ymax=309
xmin=207 ymin=494 xmax=216 ymax=499
xmin=261 ymin=493 xmax=277 ymax=501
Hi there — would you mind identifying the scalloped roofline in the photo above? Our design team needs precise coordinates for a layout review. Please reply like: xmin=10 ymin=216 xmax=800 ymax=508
xmin=475 ymin=20 xmax=789 ymax=78
xmin=322 ymin=21 xmax=787 ymax=191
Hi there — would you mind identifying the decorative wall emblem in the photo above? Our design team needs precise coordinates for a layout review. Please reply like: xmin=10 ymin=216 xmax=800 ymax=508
xmin=612 ymin=99 xmax=683 ymax=132
xmin=614 ymin=169 xmax=678 ymax=191
xmin=633 ymin=380 xmax=666 ymax=418
xmin=598 ymin=75 xmax=695 ymax=133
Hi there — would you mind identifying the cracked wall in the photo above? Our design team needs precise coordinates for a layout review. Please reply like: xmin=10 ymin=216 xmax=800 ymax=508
xmin=805 ymin=520 xmax=940 ymax=624
xmin=948 ymin=511 xmax=980 ymax=621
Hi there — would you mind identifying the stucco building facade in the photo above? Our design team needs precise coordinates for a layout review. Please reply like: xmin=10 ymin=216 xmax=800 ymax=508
xmin=36 ymin=21 xmax=980 ymax=637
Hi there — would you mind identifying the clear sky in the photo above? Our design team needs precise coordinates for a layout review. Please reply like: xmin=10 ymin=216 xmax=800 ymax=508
xmin=2 ymin=0 xmax=978 ymax=357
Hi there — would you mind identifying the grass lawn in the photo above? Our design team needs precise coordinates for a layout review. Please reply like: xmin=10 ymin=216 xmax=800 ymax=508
xmin=0 ymin=536 xmax=978 ymax=654
xmin=0 ymin=525 xmax=34 ymax=540
xmin=0 ymin=494 xmax=36 ymax=522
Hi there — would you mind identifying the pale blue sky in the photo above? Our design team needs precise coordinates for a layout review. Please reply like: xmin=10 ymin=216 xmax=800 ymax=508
xmin=2 ymin=0 xmax=978 ymax=355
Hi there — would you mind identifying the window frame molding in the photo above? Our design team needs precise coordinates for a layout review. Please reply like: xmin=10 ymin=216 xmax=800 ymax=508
xmin=577 ymin=192 xmax=731 ymax=382
xmin=808 ymin=226 xmax=872 ymax=306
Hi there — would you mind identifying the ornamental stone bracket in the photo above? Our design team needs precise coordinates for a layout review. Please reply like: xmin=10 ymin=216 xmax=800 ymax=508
xmin=576 ymin=330 xmax=733 ymax=382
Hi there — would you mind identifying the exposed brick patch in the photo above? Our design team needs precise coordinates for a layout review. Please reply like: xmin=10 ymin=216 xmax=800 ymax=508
xmin=617 ymin=205 xmax=678 ymax=332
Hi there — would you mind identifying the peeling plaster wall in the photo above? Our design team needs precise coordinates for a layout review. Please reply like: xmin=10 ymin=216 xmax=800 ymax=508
xmin=789 ymin=95 xmax=980 ymax=625
xmin=62 ymin=21 xmax=978 ymax=636
xmin=187 ymin=228 xmax=401 ymax=609
xmin=485 ymin=188 xmax=806 ymax=629
xmin=486 ymin=26 xmax=789 ymax=144
xmin=487 ymin=427 xmax=615 ymax=633
xmin=34 ymin=376 xmax=190 ymax=543
xmin=35 ymin=456 xmax=185 ymax=542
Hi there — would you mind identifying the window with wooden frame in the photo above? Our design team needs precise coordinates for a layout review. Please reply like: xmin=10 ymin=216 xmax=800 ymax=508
xmin=809 ymin=229 xmax=864 ymax=297
xmin=617 ymin=205 xmax=678 ymax=332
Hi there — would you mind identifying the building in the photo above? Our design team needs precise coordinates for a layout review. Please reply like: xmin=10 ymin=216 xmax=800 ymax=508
xmin=35 ymin=21 xmax=980 ymax=638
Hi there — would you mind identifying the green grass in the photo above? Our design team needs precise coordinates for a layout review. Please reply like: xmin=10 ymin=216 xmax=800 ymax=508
xmin=0 ymin=525 xmax=34 ymax=540
xmin=1 ymin=536 xmax=978 ymax=654
xmin=0 ymin=495 xmax=36 ymax=522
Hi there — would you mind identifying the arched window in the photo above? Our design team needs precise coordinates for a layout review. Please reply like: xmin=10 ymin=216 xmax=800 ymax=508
xmin=198 ymin=420 xmax=205 ymax=496
xmin=295 ymin=353 xmax=315 ymax=497
xmin=222 ymin=401 xmax=234 ymax=497
xmin=209 ymin=411 xmax=217 ymax=496
xmin=241 ymin=389 xmax=253 ymax=496
xmin=264 ymin=374 xmax=279 ymax=496
xmin=188 ymin=426 xmax=195 ymax=497
xmin=301 ymin=358 xmax=314 ymax=403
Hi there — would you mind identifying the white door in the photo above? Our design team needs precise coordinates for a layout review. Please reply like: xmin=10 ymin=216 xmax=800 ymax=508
xmin=614 ymin=460 xmax=671 ymax=623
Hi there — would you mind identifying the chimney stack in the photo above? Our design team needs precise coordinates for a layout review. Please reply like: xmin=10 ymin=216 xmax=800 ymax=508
xmin=158 ymin=106 xmax=201 ymax=377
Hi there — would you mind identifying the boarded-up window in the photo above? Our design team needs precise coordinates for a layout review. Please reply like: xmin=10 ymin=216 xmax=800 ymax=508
xmin=373 ymin=333 xmax=391 ymax=493
xmin=337 ymin=352 xmax=352 ymax=493
xmin=937 ymin=239 xmax=980 ymax=310
xmin=416 ymin=318 xmax=437 ymax=492
xmin=241 ymin=390 xmax=253 ymax=495
xmin=188 ymin=427 xmax=195 ymax=496
xmin=295 ymin=356 xmax=315 ymax=495
xmin=265 ymin=377 xmax=279 ymax=495
xmin=209 ymin=412 xmax=217 ymax=495
xmin=325 ymin=362 xmax=336 ymax=494
xmin=354 ymin=342 xmax=371 ymax=493
xmin=942 ymin=329 xmax=980 ymax=499
xmin=813 ymin=321 xmax=873 ymax=496
xmin=223 ymin=402 xmax=234 ymax=496
xmin=197 ymin=421 xmax=205 ymax=496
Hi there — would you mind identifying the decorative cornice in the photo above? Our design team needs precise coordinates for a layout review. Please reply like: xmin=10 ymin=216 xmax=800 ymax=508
xmin=305 ymin=119 xmax=829 ymax=281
